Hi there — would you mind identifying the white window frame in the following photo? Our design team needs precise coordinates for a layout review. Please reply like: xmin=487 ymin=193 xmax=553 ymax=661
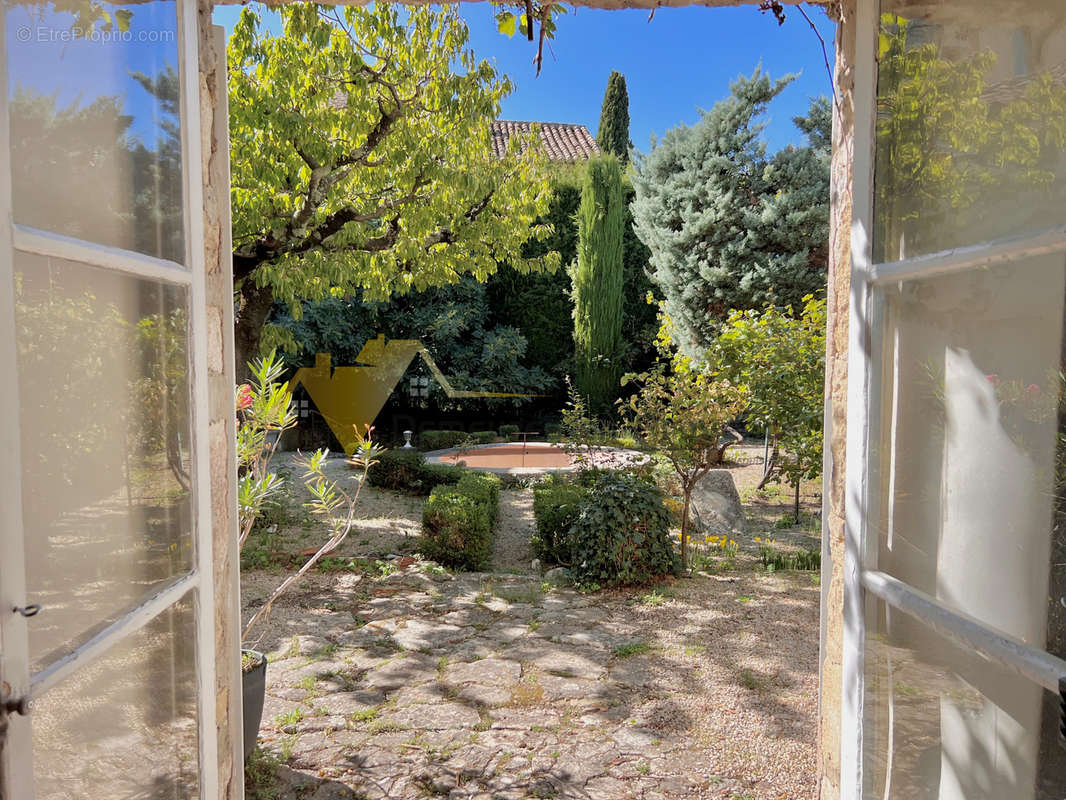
xmin=842 ymin=1 xmax=1066 ymax=796
xmin=0 ymin=0 xmax=219 ymax=796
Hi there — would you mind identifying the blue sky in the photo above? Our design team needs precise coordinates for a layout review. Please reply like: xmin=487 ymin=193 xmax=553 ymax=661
xmin=212 ymin=3 xmax=836 ymax=156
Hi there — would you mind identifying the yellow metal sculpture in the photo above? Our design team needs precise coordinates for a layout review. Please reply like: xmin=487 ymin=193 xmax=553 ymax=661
xmin=291 ymin=335 xmax=534 ymax=454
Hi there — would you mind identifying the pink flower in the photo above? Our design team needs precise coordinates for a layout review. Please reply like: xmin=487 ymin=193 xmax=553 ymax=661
xmin=236 ymin=384 xmax=253 ymax=411
xmin=985 ymin=374 xmax=1000 ymax=386
xmin=1025 ymin=383 xmax=1040 ymax=396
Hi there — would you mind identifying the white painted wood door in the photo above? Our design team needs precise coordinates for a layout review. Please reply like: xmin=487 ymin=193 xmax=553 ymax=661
xmin=0 ymin=0 xmax=218 ymax=796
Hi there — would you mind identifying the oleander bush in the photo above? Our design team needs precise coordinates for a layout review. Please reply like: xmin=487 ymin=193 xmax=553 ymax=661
xmin=419 ymin=430 xmax=469 ymax=451
xmin=568 ymin=472 xmax=680 ymax=588
xmin=531 ymin=478 xmax=588 ymax=566
xmin=420 ymin=472 xmax=501 ymax=570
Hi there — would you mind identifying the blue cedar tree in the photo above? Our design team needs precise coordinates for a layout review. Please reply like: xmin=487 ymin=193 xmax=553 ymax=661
xmin=630 ymin=69 xmax=830 ymax=359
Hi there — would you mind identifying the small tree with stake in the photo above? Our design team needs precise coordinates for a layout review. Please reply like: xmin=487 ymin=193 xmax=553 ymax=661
xmin=623 ymin=356 xmax=746 ymax=568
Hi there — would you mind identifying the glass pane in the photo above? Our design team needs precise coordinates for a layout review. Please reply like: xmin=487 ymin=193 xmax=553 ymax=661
xmin=15 ymin=251 xmax=194 ymax=674
xmin=864 ymin=600 xmax=1066 ymax=800
xmin=871 ymin=252 xmax=1066 ymax=796
xmin=874 ymin=0 xmax=1066 ymax=263
xmin=874 ymin=253 xmax=1066 ymax=639
xmin=32 ymin=596 xmax=199 ymax=799
xmin=5 ymin=0 xmax=184 ymax=263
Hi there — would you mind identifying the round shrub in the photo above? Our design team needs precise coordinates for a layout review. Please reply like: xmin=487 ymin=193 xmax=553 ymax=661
xmin=367 ymin=450 xmax=464 ymax=494
xmin=419 ymin=430 xmax=468 ymax=451
xmin=568 ymin=472 xmax=680 ymax=588
xmin=499 ymin=424 xmax=520 ymax=441
xmin=456 ymin=472 xmax=501 ymax=526
xmin=421 ymin=486 xmax=492 ymax=570
xmin=531 ymin=478 xmax=588 ymax=566
xmin=367 ymin=449 xmax=424 ymax=491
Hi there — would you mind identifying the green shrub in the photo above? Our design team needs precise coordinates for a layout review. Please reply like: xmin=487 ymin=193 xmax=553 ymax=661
xmin=421 ymin=463 xmax=464 ymax=490
xmin=568 ymin=472 xmax=679 ymax=588
xmin=456 ymin=472 xmax=501 ymax=526
xmin=421 ymin=486 xmax=493 ymax=570
xmin=499 ymin=424 xmax=520 ymax=441
xmin=367 ymin=449 xmax=425 ymax=491
xmin=368 ymin=450 xmax=464 ymax=494
xmin=471 ymin=430 xmax=497 ymax=445
xmin=532 ymin=479 xmax=588 ymax=565
xmin=419 ymin=430 xmax=468 ymax=451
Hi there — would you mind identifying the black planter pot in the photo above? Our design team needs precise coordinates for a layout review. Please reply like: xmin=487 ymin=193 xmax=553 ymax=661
xmin=241 ymin=649 xmax=268 ymax=761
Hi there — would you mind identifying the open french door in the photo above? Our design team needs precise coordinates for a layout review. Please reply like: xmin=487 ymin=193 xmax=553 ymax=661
xmin=0 ymin=0 xmax=220 ymax=797
xmin=845 ymin=1 xmax=1066 ymax=797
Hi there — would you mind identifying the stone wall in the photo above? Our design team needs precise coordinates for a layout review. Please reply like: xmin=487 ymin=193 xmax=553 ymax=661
xmin=818 ymin=2 xmax=854 ymax=798
xmin=197 ymin=7 xmax=244 ymax=798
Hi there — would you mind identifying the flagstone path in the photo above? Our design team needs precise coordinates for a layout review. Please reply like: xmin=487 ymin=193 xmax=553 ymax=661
xmin=247 ymin=564 xmax=819 ymax=800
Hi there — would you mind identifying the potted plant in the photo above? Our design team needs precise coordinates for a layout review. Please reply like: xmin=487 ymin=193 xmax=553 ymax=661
xmin=236 ymin=352 xmax=383 ymax=759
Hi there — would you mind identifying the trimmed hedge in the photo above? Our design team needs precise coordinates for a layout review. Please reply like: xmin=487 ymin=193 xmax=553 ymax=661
xmin=367 ymin=449 xmax=463 ymax=494
xmin=567 ymin=472 xmax=680 ymax=588
xmin=499 ymin=424 xmax=520 ymax=441
xmin=456 ymin=472 xmax=501 ymax=526
xmin=471 ymin=430 xmax=498 ymax=445
xmin=420 ymin=472 xmax=501 ymax=570
xmin=531 ymin=480 xmax=588 ymax=565
xmin=419 ymin=430 xmax=468 ymax=451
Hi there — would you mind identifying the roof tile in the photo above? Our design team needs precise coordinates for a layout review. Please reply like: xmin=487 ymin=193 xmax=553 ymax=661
xmin=491 ymin=121 xmax=600 ymax=162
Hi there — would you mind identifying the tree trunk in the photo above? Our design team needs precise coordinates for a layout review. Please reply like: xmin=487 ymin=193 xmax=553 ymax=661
xmin=234 ymin=278 xmax=275 ymax=381
xmin=793 ymin=477 xmax=800 ymax=523
xmin=680 ymin=486 xmax=692 ymax=569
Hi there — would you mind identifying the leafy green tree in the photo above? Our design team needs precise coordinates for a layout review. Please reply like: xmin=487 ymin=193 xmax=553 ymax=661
xmin=708 ymin=296 xmax=826 ymax=520
xmin=630 ymin=69 xmax=830 ymax=360
xmin=227 ymin=4 xmax=557 ymax=371
xmin=596 ymin=70 xmax=632 ymax=164
xmin=571 ymin=155 xmax=625 ymax=417
xmin=623 ymin=353 xmax=746 ymax=568
xmin=273 ymin=278 xmax=553 ymax=410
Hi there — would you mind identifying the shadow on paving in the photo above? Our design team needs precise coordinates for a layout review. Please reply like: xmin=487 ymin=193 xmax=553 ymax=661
xmin=243 ymin=564 xmax=819 ymax=800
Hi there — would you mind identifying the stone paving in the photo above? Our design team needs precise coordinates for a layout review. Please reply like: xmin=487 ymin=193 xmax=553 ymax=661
xmin=249 ymin=565 xmax=819 ymax=800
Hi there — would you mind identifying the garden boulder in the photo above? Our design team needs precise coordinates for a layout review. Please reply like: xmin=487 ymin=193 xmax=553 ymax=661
xmin=691 ymin=470 xmax=746 ymax=536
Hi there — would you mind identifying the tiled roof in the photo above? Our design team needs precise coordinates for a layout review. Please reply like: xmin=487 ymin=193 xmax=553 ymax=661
xmin=491 ymin=121 xmax=600 ymax=162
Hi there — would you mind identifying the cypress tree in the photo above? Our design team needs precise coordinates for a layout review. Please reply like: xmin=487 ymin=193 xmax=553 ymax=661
xmin=596 ymin=71 xmax=631 ymax=164
xmin=571 ymin=154 xmax=625 ymax=417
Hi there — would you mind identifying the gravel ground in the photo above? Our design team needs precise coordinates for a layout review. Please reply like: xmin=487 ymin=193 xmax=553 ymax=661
xmin=493 ymin=489 xmax=535 ymax=572
xmin=243 ymin=565 xmax=819 ymax=800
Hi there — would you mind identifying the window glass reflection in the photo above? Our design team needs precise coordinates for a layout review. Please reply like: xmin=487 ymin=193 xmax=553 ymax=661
xmin=869 ymin=253 xmax=1066 ymax=797
xmin=15 ymin=252 xmax=194 ymax=674
xmin=5 ymin=0 xmax=184 ymax=262
xmin=32 ymin=597 xmax=199 ymax=799
xmin=875 ymin=0 xmax=1066 ymax=262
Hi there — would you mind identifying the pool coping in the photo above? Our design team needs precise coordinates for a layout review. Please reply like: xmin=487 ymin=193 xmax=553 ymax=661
xmin=421 ymin=441 xmax=648 ymax=476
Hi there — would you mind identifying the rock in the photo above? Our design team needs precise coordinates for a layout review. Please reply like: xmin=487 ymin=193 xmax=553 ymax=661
xmin=690 ymin=469 xmax=746 ymax=536
xmin=385 ymin=702 xmax=482 ymax=730
xmin=392 ymin=618 xmax=468 ymax=651
xmin=543 ymin=567 xmax=572 ymax=585
xmin=443 ymin=657 xmax=521 ymax=688
xmin=313 ymin=690 xmax=385 ymax=716
xmin=610 ymin=726 xmax=658 ymax=752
